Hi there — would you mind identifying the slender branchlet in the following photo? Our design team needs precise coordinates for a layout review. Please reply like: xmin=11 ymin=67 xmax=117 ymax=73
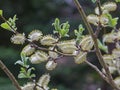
xmin=0 ymin=60 xmax=21 ymax=90
xmin=73 ymin=0 xmax=120 ymax=89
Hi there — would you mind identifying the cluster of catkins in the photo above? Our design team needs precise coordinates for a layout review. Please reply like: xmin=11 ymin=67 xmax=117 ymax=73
xmin=10 ymin=28 xmax=94 ymax=70
xmin=10 ymin=1 xmax=120 ymax=89
xmin=21 ymin=74 xmax=57 ymax=90
xmin=87 ymin=2 xmax=120 ymax=88
xmin=87 ymin=2 xmax=117 ymax=27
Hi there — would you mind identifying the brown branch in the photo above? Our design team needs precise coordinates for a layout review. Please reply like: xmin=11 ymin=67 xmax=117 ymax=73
xmin=0 ymin=60 xmax=21 ymax=90
xmin=85 ymin=60 xmax=109 ymax=83
xmin=30 ymin=42 xmax=76 ymax=57
xmin=95 ymin=0 xmax=102 ymax=37
xmin=73 ymin=0 xmax=120 ymax=89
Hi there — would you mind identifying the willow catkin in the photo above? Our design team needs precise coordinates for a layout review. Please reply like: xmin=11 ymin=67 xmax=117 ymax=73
xmin=28 ymin=30 xmax=43 ymax=41
xmin=40 ymin=35 xmax=58 ymax=46
xmin=11 ymin=33 xmax=25 ymax=44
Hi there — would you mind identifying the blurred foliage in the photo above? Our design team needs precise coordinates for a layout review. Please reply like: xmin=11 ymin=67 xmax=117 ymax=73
xmin=0 ymin=0 xmax=117 ymax=90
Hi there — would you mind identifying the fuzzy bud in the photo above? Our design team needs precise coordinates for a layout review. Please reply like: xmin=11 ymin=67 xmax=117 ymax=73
xmin=40 ymin=35 xmax=58 ymax=46
xmin=103 ymin=33 xmax=117 ymax=43
xmin=28 ymin=30 xmax=43 ymax=41
xmin=57 ymin=40 xmax=77 ymax=54
xmin=103 ymin=54 xmax=114 ymax=66
xmin=87 ymin=14 xmax=99 ymax=26
xmin=46 ymin=60 xmax=57 ymax=70
xmin=38 ymin=74 xmax=50 ymax=88
xmin=29 ymin=50 xmax=48 ymax=64
xmin=49 ymin=47 xmax=58 ymax=59
xmin=102 ymin=2 xmax=117 ymax=12
xmin=21 ymin=83 xmax=35 ymax=90
xmin=79 ymin=36 xmax=94 ymax=51
xmin=21 ymin=44 xmax=35 ymax=56
xmin=11 ymin=33 xmax=25 ymax=44
xmin=74 ymin=51 xmax=87 ymax=64
xmin=95 ymin=7 xmax=105 ymax=15
xmin=100 ymin=15 xmax=109 ymax=27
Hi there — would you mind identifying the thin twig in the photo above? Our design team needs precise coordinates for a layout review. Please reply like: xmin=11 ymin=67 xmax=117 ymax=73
xmin=73 ymin=0 xmax=120 ymax=89
xmin=30 ymin=42 xmax=76 ymax=57
xmin=85 ymin=60 xmax=109 ymax=83
xmin=95 ymin=0 xmax=102 ymax=37
xmin=0 ymin=60 xmax=21 ymax=90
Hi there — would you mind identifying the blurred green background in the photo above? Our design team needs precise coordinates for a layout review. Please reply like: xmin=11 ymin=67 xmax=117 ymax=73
xmin=0 ymin=0 xmax=118 ymax=90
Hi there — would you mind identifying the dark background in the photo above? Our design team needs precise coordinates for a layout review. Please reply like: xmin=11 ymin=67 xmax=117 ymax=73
xmin=0 ymin=0 xmax=118 ymax=90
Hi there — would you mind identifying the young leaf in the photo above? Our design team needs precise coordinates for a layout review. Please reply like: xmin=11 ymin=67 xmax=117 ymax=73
xmin=18 ymin=73 xmax=27 ymax=78
xmin=15 ymin=60 xmax=24 ymax=66
xmin=27 ymin=67 xmax=35 ymax=78
xmin=52 ymin=18 xmax=61 ymax=33
xmin=0 ymin=10 xmax=3 ymax=16
xmin=1 ymin=22 xmax=11 ymax=30
xmin=97 ymin=39 xmax=108 ymax=53
xmin=105 ymin=13 xmax=119 ymax=28
xmin=20 ymin=53 xmax=29 ymax=68
xmin=13 ymin=15 xmax=18 ymax=22
xmin=74 ymin=24 xmax=85 ymax=44
xmin=52 ymin=18 xmax=70 ymax=37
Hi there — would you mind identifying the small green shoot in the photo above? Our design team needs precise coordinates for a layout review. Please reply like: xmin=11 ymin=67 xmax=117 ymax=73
xmin=52 ymin=18 xmax=70 ymax=38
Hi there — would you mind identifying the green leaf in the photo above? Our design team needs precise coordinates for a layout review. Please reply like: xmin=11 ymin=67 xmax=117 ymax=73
xmin=18 ymin=73 xmax=27 ymax=78
xmin=13 ymin=15 xmax=18 ymax=22
xmin=74 ymin=24 xmax=85 ymax=44
xmin=27 ymin=67 xmax=35 ymax=78
xmin=60 ymin=29 xmax=68 ymax=37
xmin=52 ymin=18 xmax=61 ymax=33
xmin=97 ymin=39 xmax=108 ymax=53
xmin=79 ymin=24 xmax=85 ymax=32
xmin=1 ymin=22 xmax=11 ymax=30
xmin=0 ymin=10 xmax=3 ymax=16
xmin=15 ymin=60 xmax=24 ymax=66
xmin=105 ymin=13 xmax=119 ymax=28
xmin=20 ymin=53 xmax=29 ymax=68
xmin=52 ymin=18 xmax=70 ymax=37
